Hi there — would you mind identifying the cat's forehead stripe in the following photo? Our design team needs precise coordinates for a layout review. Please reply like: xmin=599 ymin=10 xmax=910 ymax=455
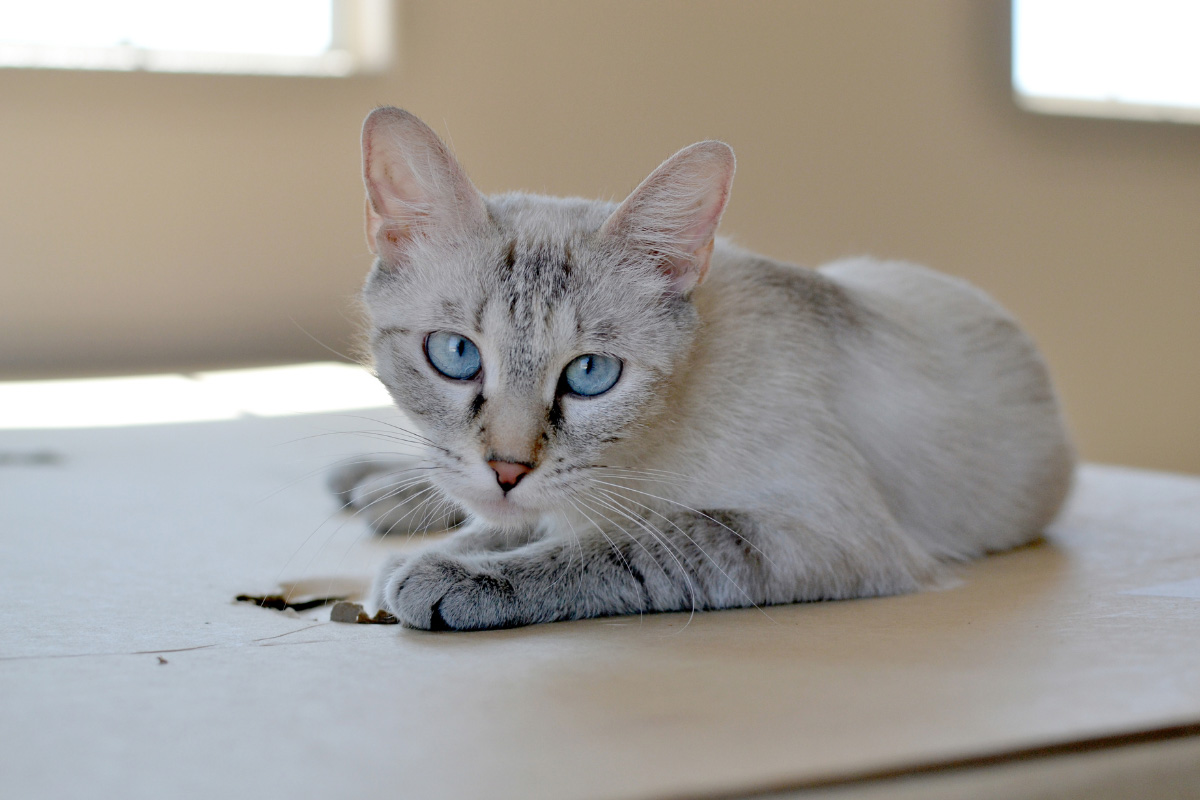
xmin=473 ymin=237 xmax=584 ymax=391
xmin=492 ymin=238 xmax=578 ymax=332
xmin=504 ymin=237 xmax=574 ymax=306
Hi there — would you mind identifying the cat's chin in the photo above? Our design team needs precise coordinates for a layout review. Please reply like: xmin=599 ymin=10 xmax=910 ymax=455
xmin=462 ymin=497 xmax=543 ymax=528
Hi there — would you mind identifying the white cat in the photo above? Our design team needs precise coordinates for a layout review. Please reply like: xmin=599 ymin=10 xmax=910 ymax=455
xmin=334 ymin=107 xmax=1074 ymax=630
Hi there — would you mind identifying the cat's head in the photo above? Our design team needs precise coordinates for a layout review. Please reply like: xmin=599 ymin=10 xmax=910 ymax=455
xmin=358 ymin=107 xmax=734 ymax=527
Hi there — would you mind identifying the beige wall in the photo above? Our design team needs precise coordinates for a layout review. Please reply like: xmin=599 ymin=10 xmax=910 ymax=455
xmin=2 ymin=1 xmax=1198 ymax=474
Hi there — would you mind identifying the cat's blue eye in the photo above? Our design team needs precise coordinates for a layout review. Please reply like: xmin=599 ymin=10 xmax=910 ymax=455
xmin=425 ymin=331 xmax=482 ymax=381
xmin=563 ymin=354 xmax=622 ymax=397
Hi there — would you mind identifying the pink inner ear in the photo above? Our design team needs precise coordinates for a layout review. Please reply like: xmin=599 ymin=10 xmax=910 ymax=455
xmin=674 ymin=237 xmax=716 ymax=288
xmin=360 ymin=107 xmax=488 ymax=261
xmin=677 ymin=182 xmax=731 ymax=255
xmin=363 ymin=145 xmax=432 ymax=256
xmin=375 ymin=162 xmax=420 ymax=214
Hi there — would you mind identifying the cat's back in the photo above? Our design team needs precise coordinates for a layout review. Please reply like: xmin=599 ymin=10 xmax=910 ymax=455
xmin=816 ymin=256 xmax=1074 ymax=557
xmin=701 ymin=251 xmax=1074 ymax=559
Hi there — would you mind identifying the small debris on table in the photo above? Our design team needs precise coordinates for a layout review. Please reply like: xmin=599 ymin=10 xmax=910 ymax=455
xmin=235 ymin=593 xmax=345 ymax=612
xmin=330 ymin=601 xmax=398 ymax=624
xmin=330 ymin=601 xmax=363 ymax=622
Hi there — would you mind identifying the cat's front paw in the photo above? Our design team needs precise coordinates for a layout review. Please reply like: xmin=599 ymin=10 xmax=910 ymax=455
xmin=382 ymin=552 xmax=518 ymax=631
xmin=370 ymin=553 xmax=410 ymax=610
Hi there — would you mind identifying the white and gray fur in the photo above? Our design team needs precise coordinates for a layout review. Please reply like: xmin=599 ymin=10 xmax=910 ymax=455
xmin=337 ymin=107 xmax=1074 ymax=631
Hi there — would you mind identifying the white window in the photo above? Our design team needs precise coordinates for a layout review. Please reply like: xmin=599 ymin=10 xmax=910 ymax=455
xmin=0 ymin=0 xmax=391 ymax=77
xmin=1013 ymin=0 xmax=1200 ymax=124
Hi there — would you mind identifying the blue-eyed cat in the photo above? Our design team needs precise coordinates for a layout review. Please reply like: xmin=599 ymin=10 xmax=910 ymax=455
xmin=334 ymin=107 xmax=1074 ymax=630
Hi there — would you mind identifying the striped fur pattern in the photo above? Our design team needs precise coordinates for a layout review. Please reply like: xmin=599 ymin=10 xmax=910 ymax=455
xmin=342 ymin=108 xmax=1075 ymax=630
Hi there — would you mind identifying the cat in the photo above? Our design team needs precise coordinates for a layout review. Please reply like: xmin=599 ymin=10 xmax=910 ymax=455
xmin=331 ymin=106 xmax=1075 ymax=631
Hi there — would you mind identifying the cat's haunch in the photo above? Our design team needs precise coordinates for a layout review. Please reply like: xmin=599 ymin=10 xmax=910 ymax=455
xmin=335 ymin=107 xmax=1074 ymax=631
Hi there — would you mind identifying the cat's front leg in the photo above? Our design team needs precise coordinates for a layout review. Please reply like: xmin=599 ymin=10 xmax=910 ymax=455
xmin=381 ymin=511 xmax=779 ymax=630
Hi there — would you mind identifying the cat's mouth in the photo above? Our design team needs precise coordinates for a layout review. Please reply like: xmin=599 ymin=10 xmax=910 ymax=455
xmin=436 ymin=461 xmax=551 ymax=527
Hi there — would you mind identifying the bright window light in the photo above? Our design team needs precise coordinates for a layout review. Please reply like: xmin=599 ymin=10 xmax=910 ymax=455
xmin=0 ymin=364 xmax=393 ymax=430
xmin=0 ymin=0 xmax=391 ymax=76
xmin=1013 ymin=0 xmax=1200 ymax=124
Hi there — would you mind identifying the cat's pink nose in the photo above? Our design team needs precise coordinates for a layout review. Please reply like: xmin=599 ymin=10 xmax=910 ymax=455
xmin=488 ymin=460 xmax=532 ymax=493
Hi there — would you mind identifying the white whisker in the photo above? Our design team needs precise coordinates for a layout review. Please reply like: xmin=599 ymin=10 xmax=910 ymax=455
xmin=562 ymin=496 xmax=646 ymax=610
xmin=592 ymin=485 xmax=771 ymax=620
xmin=586 ymin=478 xmax=778 ymax=569
xmin=574 ymin=490 xmax=697 ymax=619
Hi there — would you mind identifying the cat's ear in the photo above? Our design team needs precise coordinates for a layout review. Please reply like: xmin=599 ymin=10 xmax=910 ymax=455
xmin=600 ymin=141 xmax=735 ymax=293
xmin=361 ymin=107 xmax=488 ymax=264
